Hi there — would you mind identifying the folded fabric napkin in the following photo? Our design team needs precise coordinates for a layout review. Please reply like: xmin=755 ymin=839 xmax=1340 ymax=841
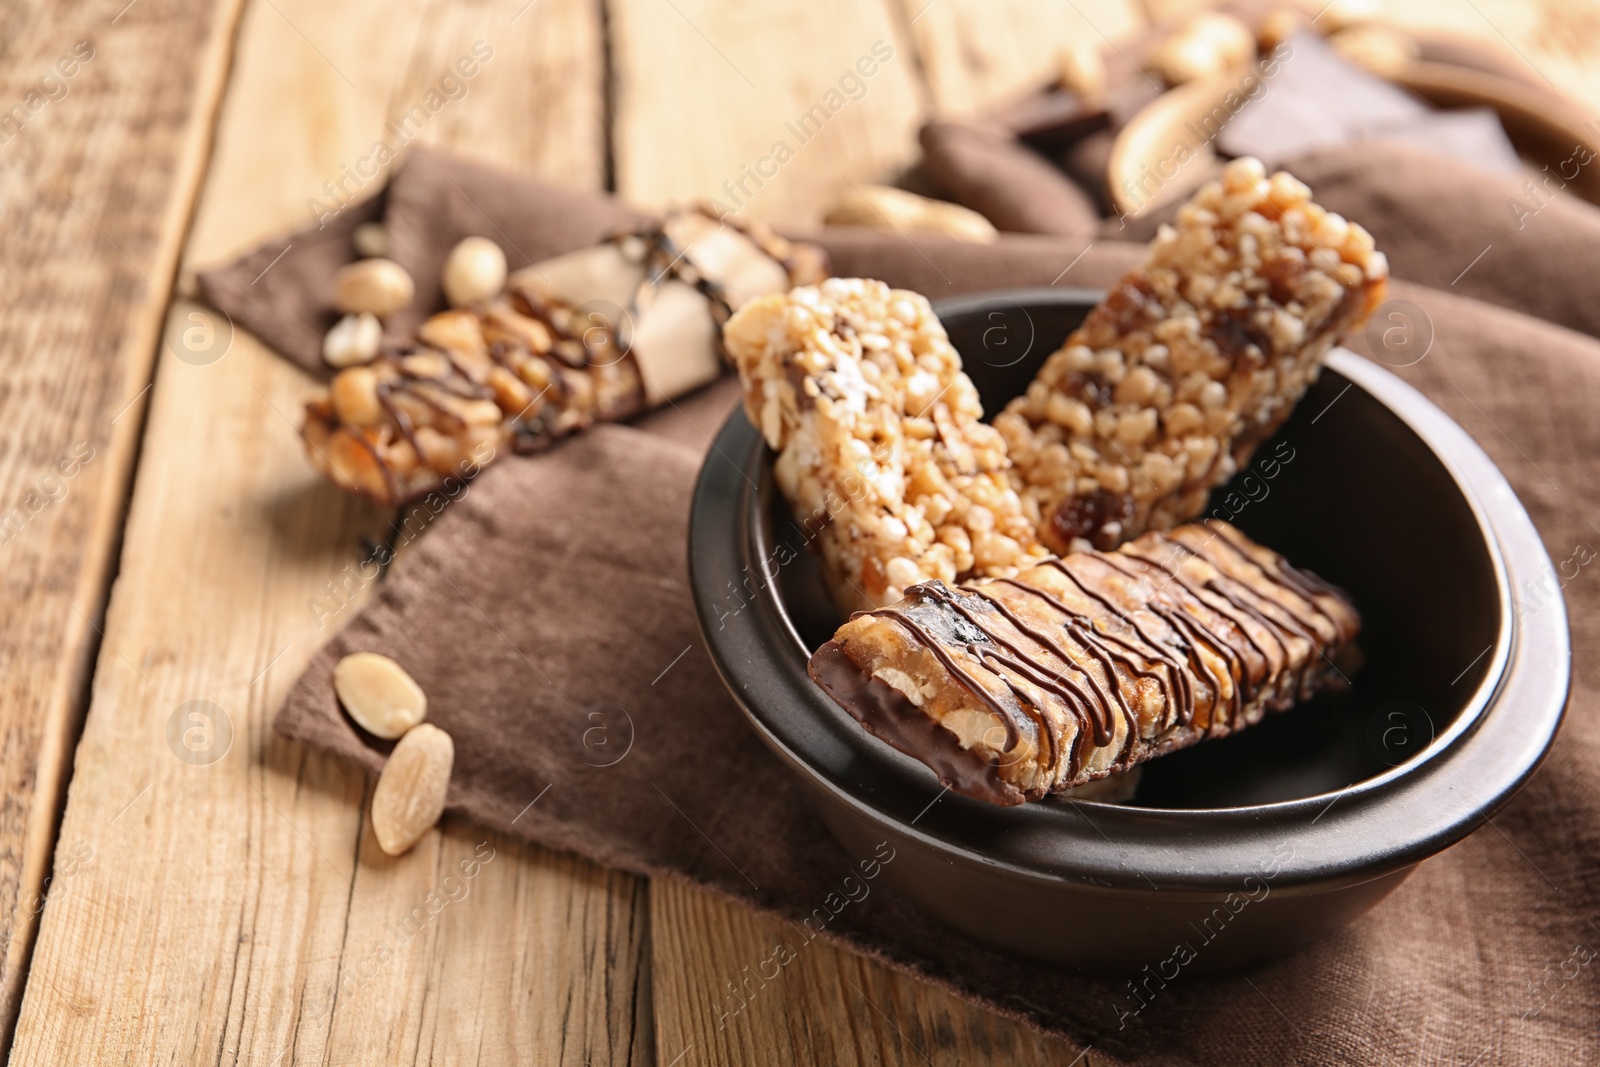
xmin=201 ymin=143 xmax=1600 ymax=1064
xmin=1216 ymin=30 xmax=1520 ymax=173
xmin=919 ymin=117 xmax=1600 ymax=346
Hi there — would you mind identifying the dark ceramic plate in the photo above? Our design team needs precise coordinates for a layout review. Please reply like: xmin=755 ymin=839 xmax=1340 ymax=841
xmin=688 ymin=289 xmax=1570 ymax=973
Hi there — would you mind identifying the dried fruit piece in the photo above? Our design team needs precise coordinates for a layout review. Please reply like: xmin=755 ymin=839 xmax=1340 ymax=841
xmin=323 ymin=312 xmax=382 ymax=368
xmin=442 ymin=236 xmax=509 ymax=308
xmin=334 ymin=258 xmax=415 ymax=316
xmin=334 ymin=652 xmax=428 ymax=739
xmin=371 ymin=723 xmax=454 ymax=856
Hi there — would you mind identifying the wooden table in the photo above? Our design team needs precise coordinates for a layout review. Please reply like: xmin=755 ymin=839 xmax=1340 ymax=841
xmin=3 ymin=0 xmax=1595 ymax=1062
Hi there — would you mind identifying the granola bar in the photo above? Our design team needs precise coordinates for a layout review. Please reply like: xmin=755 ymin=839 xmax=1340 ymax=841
xmin=304 ymin=210 xmax=826 ymax=506
xmin=723 ymin=279 xmax=1050 ymax=615
xmin=303 ymin=290 xmax=642 ymax=503
xmin=995 ymin=157 xmax=1388 ymax=554
xmin=809 ymin=520 xmax=1360 ymax=805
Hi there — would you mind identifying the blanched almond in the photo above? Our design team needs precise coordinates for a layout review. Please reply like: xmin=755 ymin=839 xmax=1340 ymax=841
xmin=823 ymin=184 xmax=997 ymax=244
xmin=334 ymin=652 xmax=427 ymax=738
xmin=371 ymin=723 xmax=453 ymax=856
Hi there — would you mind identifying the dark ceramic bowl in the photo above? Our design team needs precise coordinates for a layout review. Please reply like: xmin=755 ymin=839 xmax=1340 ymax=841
xmin=689 ymin=289 xmax=1570 ymax=974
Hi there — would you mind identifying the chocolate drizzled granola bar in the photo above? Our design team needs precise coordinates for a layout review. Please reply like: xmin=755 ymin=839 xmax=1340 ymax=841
xmin=995 ymin=157 xmax=1388 ymax=553
xmin=810 ymin=520 xmax=1360 ymax=805
xmin=304 ymin=290 xmax=639 ymax=503
xmin=304 ymin=210 xmax=826 ymax=506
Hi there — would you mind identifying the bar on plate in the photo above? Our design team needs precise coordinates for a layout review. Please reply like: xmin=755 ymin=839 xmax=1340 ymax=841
xmin=808 ymin=520 xmax=1360 ymax=805
xmin=724 ymin=278 xmax=1051 ymax=615
xmin=995 ymin=156 xmax=1388 ymax=553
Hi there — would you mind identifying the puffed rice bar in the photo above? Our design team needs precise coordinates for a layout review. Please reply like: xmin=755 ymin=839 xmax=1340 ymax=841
xmin=995 ymin=157 xmax=1388 ymax=554
xmin=723 ymin=279 xmax=1051 ymax=615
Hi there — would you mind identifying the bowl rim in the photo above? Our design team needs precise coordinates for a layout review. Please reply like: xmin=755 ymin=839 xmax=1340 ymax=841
xmin=689 ymin=288 xmax=1570 ymax=895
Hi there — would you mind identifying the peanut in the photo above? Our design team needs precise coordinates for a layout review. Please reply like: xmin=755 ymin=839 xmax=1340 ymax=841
xmin=1330 ymin=24 xmax=1419 ymax=78
xmin=442 ymin=236 xmax=508 ymax=308
xmin=334 ymin=258 xmax=415 ymax=316
xmin=1058 ymin=39 xmax=1106 ymax=100
xmin=322 ymin=312 xmax=382 ymax=369
xmin=330 ymin=366 xmax=384 ymax=427
xmin=1146 ymin=13 xmax=1255 ymax=86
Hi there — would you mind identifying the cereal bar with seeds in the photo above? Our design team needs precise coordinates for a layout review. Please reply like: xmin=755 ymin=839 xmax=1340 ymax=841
xmin=995 ymin=157 xmax=1388 ymax=554
xmin=303 ymin=210 xmax=827 ymax=506
xmin=724 ymin=278 xmax=1051 ymax=615
xmin=809 ymin=520 xmax=1360 ymax=805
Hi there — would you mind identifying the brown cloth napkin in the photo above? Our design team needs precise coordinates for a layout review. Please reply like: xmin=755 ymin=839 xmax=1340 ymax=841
xmin=922 ymin=128 xmax=1600 ymax=346
xmin=197 ymin=149 xmax=646 ymax=378
xmin=918 ymin=119 xmax=1103 ymax=236
xmin=203 ymin=148 xmax=1600 ymax=1065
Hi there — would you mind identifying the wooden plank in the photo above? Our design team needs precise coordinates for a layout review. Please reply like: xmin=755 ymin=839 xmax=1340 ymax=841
xmin=10 ymin=0 xmax=652 ymax=1062
xmin=0 ymin=0 xmax=250 ymax=1048
xmin=898 ymin=0 xmax=1146 ymax=117
xmin=609 ymin=0 xmax=927 ymax=226
xmin=650 ymin=880 xmax=1103 ymax=1066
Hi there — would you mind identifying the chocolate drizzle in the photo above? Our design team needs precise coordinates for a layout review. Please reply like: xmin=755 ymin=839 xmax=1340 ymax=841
xmin=1180 ymin=525 xmax=1333 ymax=642
xmin=1039 ymin=557 xmax=1201 ymax=725
xmin=987 ymin=579 xmax=1165 ymax=775
xmin=812 ymin=525 xmax=1361 ymax=804
xmin=861 ymin=598 xmax=1028 ymax=753
xmin=1102 ymin=552 xmax=1268 ymax=707
xmin=954 ymin=585 xmax=1122 ymax=769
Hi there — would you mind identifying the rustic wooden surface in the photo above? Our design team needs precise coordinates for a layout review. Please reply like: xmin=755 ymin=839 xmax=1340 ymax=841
xmin=610 ymin=0 xmax=926 ymax=226
xmin=0 ymin=0 xmax=251 ymax=1049
xmin=8 ymin=0 xmax=648 ymax=1063
xmin=3 ymin=0 xmax=1597 ymax=1063
xmin=903 ymin=0 xmax=1143 ymax=116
